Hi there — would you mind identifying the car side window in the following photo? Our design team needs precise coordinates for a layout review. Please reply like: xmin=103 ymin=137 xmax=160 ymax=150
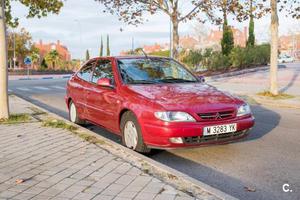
xmin=77 ymin=61 xmax=95 ymax=82
xmin=92 ymin=59 xmax=114 ymax=84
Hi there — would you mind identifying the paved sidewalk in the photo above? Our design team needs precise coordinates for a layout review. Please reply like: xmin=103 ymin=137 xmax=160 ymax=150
xmin=0 ymin=97 xmax=198 ymax=200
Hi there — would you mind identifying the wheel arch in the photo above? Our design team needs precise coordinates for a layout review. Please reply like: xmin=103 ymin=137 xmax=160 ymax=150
xmin=67 ymin=97 xmax=73 ymax=109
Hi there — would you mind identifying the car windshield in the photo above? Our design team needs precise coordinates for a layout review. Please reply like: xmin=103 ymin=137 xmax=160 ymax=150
xmin=117 ymin=58 xmax=198 ymax=84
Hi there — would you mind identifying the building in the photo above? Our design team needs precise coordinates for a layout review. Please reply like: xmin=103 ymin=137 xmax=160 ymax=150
xmin=34 ymin=40 xmax=71 ymax=66
xmin=279 ymin=34 xmax=300 ymax=60
xmin=179 ymin=35 xmax=198 ymax=50
xmin=199 ymin=27 xmax=248 ymax=50
xmin=143 ymin=43 xmax=169 ymax=53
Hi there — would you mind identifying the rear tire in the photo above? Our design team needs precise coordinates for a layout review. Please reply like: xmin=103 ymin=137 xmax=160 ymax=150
xmin=120 ymin=111 xmax=151 ymax=154
xmin=69 ymin=100 xmax=85 ymax=125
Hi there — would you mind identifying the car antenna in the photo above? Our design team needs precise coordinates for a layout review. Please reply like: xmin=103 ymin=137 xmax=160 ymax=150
xmin=136 ymin=48 xmax=149 ymax=59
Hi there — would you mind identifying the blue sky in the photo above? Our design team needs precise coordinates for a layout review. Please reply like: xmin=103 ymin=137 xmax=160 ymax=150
xmin=11 ymin=0 xmax=299 ymax=59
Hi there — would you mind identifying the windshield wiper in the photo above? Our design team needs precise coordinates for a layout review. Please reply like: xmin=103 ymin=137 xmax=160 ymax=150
xmin=160 ymin=78 xmax=196 ymax=83
xmin=129 ymin=80 xmax=159 ymax=84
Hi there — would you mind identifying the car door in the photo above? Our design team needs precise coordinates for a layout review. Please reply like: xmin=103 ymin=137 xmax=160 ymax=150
xmin=86 ymin=58 xmax=120 ymax=132
xmin=72 ymin=60 xmax=95 ymax=119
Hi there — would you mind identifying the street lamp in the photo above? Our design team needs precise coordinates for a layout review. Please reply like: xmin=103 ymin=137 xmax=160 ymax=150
xmin=74 ymin=19 xmax=83 ymax=64
xmin=13 ymin=28 xmax=16 ymax=68
xmin=163 ymin=0 xmax=173 ymax=58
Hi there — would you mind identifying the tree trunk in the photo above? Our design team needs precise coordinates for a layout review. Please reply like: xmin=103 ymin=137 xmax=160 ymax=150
xmin=0 ymin=0 xmax=9 ymax=119
xmin=270 ymin=0 xmax=279 ymax=95
xmin=172 ymin=18 xmax=179 ymax=60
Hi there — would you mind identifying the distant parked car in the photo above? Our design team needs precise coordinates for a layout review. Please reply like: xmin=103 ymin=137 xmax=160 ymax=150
xmin=278 ymin=55 xmax=294 ymax=63
xmin=66 ymin=56 xmax=255 ymax=153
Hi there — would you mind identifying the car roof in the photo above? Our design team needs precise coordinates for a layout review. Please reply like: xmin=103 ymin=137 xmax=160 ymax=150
xmin=91 ymin=55 xmax=170 ymax=60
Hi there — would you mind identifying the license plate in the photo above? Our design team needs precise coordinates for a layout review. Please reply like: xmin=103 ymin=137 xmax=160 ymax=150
xmin=203 ymin=123 xmax=237 ymax=136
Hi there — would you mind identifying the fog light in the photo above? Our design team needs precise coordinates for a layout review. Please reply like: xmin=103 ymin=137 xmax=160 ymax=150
xmin=169 ymin=137 xmax=184 ymax=144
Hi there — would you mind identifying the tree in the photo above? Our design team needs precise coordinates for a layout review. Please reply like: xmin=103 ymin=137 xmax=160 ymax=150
xmin=269 ymin=0 xmax=278 ymax=95
xmin=96 ymin=0 xmax=220 ymax=59
xmin=86 ymin=49 xmax=90 ymax=61
xmin=221 ymin=0 xmax=234 ymax=56
xmin=0 ymin=0 xmax=63 ymax=120
xmin=246 ymin=0 xmax=255 ymax=47
xmin=106 ymin=34 xmax=110 ymax=56
xmin=99 ymin=35 xmax=103 ymax=57
xmin=45 ymin=50 xmax=60 ymax=70
xmin=30 ymin=46 xmax=40 ymax=69
xmin=7 ymin=28 xmax=34 ymax=67
xmin=227 ymin=0 xmax=300 ymax=95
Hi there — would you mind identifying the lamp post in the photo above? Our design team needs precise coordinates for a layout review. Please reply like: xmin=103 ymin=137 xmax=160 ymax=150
xmin=74 ymin=19 xmax=83 ymax=64
xmin=163 ymin=0 xmax=172 ymax=58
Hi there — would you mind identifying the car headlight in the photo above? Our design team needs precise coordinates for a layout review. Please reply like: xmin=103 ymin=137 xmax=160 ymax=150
xmin=237 ymin=104 xmax=251 ymax=117
xmin=154 ymin=112 xmax=196 ymax=122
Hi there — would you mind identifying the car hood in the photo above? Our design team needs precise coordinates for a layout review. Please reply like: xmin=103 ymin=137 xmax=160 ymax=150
xmin=127 ymin=83 xmax=243 ymax=112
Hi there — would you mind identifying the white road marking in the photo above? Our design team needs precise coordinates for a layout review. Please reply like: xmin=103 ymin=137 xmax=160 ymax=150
xmin=17 ymin=87 xmax=31 ymax=91
xmin=51 ymin=86 xmax=65 ymax=90
xmin=33 ymin=86 xmax=50 ymax=90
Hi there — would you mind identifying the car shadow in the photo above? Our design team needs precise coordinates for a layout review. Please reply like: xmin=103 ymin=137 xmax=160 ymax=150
xmin=243 ymin=104 xmax=281 ymax=141
xmin=16 ymin=93 xmax=284 ymax=199
xmin=149 ymin=104 xmax=282 ymax=199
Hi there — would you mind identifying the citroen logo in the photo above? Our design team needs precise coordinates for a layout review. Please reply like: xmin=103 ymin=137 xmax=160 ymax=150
xmin=215 ymin=113 xmax=222 ymax=119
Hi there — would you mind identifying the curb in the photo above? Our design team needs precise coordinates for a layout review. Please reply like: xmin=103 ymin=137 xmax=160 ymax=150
xmin=206 ymin=65 xmax=286 ymax=80
xmin=9 ymin=75 xmax=72 ymax=81
xmin=249 ymin=95 xmax=300 ymax=109
xmin=13 ymin=94 xmax=238 ymax=200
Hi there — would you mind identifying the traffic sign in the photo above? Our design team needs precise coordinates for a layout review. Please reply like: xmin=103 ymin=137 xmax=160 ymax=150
xmin=24 ymin=56 xmax=32 ymax=65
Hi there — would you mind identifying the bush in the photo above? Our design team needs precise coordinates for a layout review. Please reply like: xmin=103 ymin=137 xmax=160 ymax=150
xmin=149 ymin=50 xmax=170 ymax=57
xmin=229 ymin=44 xmax=270 ymax=68
xmin=207 ymin=52 xmax=230 ymax=71
xmin=181 ymin=50 xmax=202 ymax=70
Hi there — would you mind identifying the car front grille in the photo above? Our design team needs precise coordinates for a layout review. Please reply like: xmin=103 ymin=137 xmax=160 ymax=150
xmin=198 ymin=110 xmax=235 ymax=121
xmin=183 ymin=130 xmax=248 ymax=145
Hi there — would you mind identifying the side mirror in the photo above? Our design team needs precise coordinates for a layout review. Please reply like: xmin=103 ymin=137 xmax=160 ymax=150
xmin=198 ymin=75 xmax=205 ymax=83
xmin=97 ymin=78 xmax=114 ymax=88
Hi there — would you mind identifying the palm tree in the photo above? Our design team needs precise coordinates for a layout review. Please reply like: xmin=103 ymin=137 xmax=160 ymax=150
xmin=45 ymin=50 xmax=60 ymax=70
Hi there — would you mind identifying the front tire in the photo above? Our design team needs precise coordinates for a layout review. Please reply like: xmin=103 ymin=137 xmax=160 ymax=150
xmin=120 ymin=111 xmax=151 ymax=154
xmin=69 ymin=101 xmax=85 ymax=125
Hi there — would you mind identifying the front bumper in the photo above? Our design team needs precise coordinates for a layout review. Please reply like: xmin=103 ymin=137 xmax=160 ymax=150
xmin=142 ymin=115 xmax=255 ymax=149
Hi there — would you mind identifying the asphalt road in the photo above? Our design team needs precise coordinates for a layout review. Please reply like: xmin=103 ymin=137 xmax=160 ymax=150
xmin=8 ymin=64 xmax=300 ymax=200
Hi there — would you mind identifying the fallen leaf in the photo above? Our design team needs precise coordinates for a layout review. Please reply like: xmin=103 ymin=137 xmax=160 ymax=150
xmin=15 ymin=179 xmax=25 ymax=184
xmin=244 ymin=186 xmax=256 ymax=192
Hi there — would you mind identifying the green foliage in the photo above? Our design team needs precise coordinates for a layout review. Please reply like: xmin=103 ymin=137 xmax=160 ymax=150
xmin=149 ymin=50 xmax=170 ymax=57
xmin=40 ymin=58 xmax=48 ymax=69
xmin=229 ymin=44 xmax=270 ymax=68
xmin=7 ymin=28 xmax=33 ymax=65
xmin=206 ymin=52 xmax=230 ymax=71
xmin=106 ymin=35 xmax=110 ymax=56
xmin=42 ymin=119 xmax=78 ymax=133
xmin=181 ymin=50 xmax=202 ymax=70
xmin=45 ymin=50 xmax=60 ymax=69
xmin=85 ymin=49 xmax=90 ymax=61
xmin=179 ymin=44 xmax=270 ymax=72
xmin=221 ymin=22 xmax=234 ymax=56
xmin=0 ymin=113 xmax=31 ymax=124
xmin=247 ymin=17 xmax=255 ymax=47
xmin=100 ymin=36 xmax=103 ymax=57
xmin=4 ymin=0 xmax=64 ymax=27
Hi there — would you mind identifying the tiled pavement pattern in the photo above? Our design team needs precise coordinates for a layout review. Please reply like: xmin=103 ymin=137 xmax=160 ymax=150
xmin=0 ymin=123 xmax=195 ymax=200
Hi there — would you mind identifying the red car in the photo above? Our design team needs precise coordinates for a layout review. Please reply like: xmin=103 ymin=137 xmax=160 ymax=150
xmin=66 ymin=56 xmax=255 ymax=153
